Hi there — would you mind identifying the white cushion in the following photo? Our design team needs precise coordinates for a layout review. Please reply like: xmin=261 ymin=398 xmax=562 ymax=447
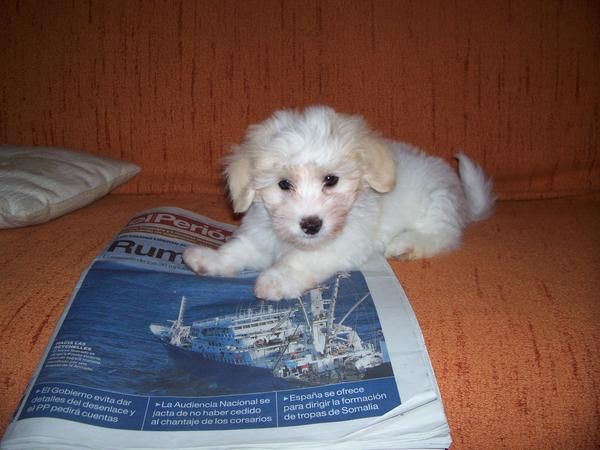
xmin=0 ymin=146 xmax=140 ymax=228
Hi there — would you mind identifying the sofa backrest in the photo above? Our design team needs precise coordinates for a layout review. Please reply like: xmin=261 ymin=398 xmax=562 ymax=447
xmin=1 ymin=0 xmax=598 ymax=200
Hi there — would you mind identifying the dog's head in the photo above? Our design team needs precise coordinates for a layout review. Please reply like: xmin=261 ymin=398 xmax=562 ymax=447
xmin=225 ymin=106 xmax=396 ymax=248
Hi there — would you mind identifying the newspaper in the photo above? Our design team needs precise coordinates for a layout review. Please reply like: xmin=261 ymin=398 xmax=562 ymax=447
xmin=1 ymin=207 xmax=451 ymax=450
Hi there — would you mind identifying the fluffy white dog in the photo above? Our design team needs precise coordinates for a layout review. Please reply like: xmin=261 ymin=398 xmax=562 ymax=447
xmin=183 ymin=106 xmax=494 ymax=300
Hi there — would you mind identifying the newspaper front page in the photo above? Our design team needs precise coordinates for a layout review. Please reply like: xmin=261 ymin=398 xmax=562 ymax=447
xmin=1 ymin=207 xmax=451 ymax=450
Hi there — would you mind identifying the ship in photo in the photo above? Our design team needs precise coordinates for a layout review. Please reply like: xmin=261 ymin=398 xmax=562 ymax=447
xmin=149 ymin=274 xmax=386 ymax=383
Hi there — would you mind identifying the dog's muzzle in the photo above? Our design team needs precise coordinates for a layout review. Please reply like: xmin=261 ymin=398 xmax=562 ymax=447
xmin=300 ymin=216 xmax=322 ymax=235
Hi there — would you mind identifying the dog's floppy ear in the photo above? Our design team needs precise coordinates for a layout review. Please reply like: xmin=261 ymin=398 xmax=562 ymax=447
xmin=224 ymin=146 xmax=255 ymax=213
xmin=356 ymin=134 xmax=396 ymax=193
xmin=224 ymin=111 xmax=286 ymax=213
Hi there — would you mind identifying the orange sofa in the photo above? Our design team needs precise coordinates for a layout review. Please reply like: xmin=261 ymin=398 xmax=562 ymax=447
xmin=1 ymin=1 xmax=598 ymax=448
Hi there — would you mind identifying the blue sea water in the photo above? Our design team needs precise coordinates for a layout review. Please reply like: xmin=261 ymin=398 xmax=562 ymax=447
xmin=36 ymin=261 xmax=388 ymax=398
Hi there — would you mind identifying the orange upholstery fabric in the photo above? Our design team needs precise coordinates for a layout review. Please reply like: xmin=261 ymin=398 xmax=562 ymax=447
xmin=1 ymin=194 xmax=599 ymax=448
xmin=1 ymin=1 xmax=599 ymax=448
xmin=1 ymin=0 xmax=599 ymax=199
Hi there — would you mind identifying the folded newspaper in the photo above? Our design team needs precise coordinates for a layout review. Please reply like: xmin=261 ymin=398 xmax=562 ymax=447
xmin=1 ymin=207 xmax=451 ymax=450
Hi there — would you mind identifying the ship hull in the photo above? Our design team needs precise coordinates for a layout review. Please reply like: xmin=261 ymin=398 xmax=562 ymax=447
xmin=158 ymin=341 xmax=298 ymax=390
xmin=157 ymin=340 xmax=372 ymax=387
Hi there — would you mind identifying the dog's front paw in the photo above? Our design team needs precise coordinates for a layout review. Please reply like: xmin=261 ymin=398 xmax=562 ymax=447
xmin=254 ymin=267 xmax=308 ymax=301
xmin=182 ymin=246 xmax=235 ymax=276
xmin=384 ymin=233 xmax=424 ymax=260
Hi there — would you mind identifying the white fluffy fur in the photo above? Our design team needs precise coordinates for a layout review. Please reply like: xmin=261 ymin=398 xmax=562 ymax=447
xmin=183 ymin=106 xmax=495 ymax=300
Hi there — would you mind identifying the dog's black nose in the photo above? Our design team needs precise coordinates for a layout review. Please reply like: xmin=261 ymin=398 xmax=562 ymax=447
xmin=300 ymin=216 xmax=322 ymax=235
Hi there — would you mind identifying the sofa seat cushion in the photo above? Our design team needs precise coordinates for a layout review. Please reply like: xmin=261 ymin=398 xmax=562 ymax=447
xmin=0 ymin=193 xmax=598 ymax=448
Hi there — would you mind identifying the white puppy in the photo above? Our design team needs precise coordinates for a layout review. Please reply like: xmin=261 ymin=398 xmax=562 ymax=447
xmin=183 ymin=106 xmax=494 ymax=300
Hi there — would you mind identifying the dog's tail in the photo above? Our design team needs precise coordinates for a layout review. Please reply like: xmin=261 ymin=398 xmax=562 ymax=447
xmin=456 ymin=152 xmax=495 ymax=222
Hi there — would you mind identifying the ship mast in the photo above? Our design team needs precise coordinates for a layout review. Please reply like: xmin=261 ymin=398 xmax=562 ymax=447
xmin=324 ymin=274 xmax=346 ymax=356
xmin=327 ymin=275 xmax=342 ymax=332
xmin=169 ymin=296 xmax=189 ymax=347
xmin=176 ymin=296 xmax=186 ymax=328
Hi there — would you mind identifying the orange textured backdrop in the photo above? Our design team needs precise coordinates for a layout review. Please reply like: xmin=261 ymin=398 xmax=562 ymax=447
xmin=1 ymin=0 xmax=599 ymax=199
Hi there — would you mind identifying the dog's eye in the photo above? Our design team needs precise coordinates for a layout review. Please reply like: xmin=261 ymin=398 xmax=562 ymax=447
xmin=278 ymin=179 xmax=293 ymax=191
xmin=323 ymin=175 xmax=339 ymax=187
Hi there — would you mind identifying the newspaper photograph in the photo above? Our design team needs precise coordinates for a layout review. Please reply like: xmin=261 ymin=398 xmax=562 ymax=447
xmin=1 ymin=207 xmax=451 ymax=450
